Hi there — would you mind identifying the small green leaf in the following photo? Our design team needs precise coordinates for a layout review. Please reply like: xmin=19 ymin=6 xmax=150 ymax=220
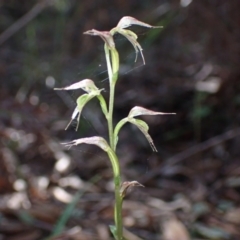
xmin=110 ymin=48 xmax=119 ymax=82
xmin=75 ymin=94 xmax=94 ymax=130
xmin=109 ymin=225 xmax=118 ymax=240
xmin=109 ymin=225 xmax=130 ymax=240
xmin=66 ymin=93 xmax=96 ymax=131
xmin=113 ymin=118 xmax=128 ymax=150
xmin=128 ymin=118 xmax=157 ymax=152
xmin=129 ymin=118 xmax=149 ymax=130
xmin=97 ymin=95 xmax=108 ymax=117
xmin=76 ymin=94 xmax=92 ymax=110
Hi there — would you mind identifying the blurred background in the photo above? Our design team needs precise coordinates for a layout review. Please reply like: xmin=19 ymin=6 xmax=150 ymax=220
xmin=1 ymin=0 xmax=240 ymax=239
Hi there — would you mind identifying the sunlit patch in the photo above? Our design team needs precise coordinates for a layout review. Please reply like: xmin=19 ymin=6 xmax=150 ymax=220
xmin=13 ymin=179 xmax=26 ymax=191
xmin=45 ymin=75 xmax=55 ymax=88
xmin=124 ymin=216 xmax=135 ymax=227
xmin=7 ymin=192 xmax=31 ymax=209
xmin=29 ymin=94 xmax=39 ymax=106
xmin=67 ymin=226 xmax=82 ymax=236
xmin=180 ymin=0 xmax=192 ymax=7
xmin=195 ymin=77 xmax=222 ymax=93
xmin=8 ymin=128 xmax=21 ymax=141
xmin=132 ymin=209 xmax=149 ymax=226
xmin=106 ymin=181 xmax=114 ymax=191
xmin=36 ymin=176 xmax=49 ymax=190
xmin=59 ymin=175 xmax=83 ymax=189
xmin=54 ymin=153 xmax=71 ymax=173
xmin=6 ymin=128 xmax=36 ymax=151
xmin=52 ymin=187 xmax=73 ymax=203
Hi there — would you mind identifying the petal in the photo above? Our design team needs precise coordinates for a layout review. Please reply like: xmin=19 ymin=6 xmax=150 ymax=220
xmin=128 ymin=118 xmax=157 ymax=152
xmin=117 ymin=29 xmax=145 ymax=64
xmin=120 ymin=181 xmax=144 ymax=198
xmin=54 ymin=79 xmax=99 ymax=93
xmin=62 ymin=136 xmax=110 ymax=152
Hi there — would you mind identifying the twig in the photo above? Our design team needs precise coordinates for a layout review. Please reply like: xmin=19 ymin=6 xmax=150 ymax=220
xmin=0 ymin=0 xmax=52 ymax=46
xmin=142 ymin=128 xmax=240 ymax=183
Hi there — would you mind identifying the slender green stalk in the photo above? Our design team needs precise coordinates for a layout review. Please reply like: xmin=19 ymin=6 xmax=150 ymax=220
xmin=104 ymin=42 xmax=123 ymax=240
xmin=108 ymin=82 xmax=116 ymax=149
xmin=104 ymin=43 xmax=114 ymax=148
xmin=107 ymin=149 xmax=123 ymax=239
xmin=104 ymin=44 xmax=113 ymax=81
xmin=114 ymin=181 xmax=123 ymax=239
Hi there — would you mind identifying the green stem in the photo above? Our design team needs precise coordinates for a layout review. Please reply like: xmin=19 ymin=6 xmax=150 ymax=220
xmin=113 ymin=118 xmax=128 ymax=151
xmin=108 ymin=82 xmax=115 ymax=149
xmin=104 ymin=43 xmax=123 ymax=240
xmin=107 ymin=149 xmax=123 ymax=239
xmin=104 ymin=44 xmax=113 ymax=82
xmin=114 ymin=179 xmax=123 ymax=239
xmin=104 ymin=43 xmax=115 ymax=148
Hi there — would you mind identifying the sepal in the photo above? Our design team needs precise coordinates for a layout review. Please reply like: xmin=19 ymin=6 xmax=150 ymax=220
xmin=128 ymin=118 xmax=157 ymax=152
xmin=116 ymin=16 xmax=162 ymax=29
xmin=54 ymin=79 xmax=101 ymax=93
xmin=120 ymin=181 xmax=144 ymax=198
xmin=62 ymin=136 xmax=110 ymax=152
xmin=128 ymin=106 xmax=175 ymax=118
xmin=84 ymin=29 xmax=115 ymax=49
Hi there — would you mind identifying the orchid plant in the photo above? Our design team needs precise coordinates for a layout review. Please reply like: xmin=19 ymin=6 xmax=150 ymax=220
xmin=55 ymin=16 xmax=175 ymax=240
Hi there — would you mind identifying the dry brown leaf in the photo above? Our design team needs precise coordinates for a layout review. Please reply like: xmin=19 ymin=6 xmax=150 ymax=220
xmin=123 ymin=227 xmax=144 ymax=240
xmin=225 ymin=208 xmax=240 ymax=224
xmin=6 ymin=230 xmax=41 ymax=240
xmin=96 ymin=224 xmax=111 ymax=240
xmin=162 ymin=216 xmax=190 ymax=240
xmin=120 ymin=181 xmax=144 ymax=198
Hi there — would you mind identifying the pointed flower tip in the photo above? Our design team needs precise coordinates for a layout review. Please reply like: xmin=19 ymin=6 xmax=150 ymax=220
xmin=83 ymin=29 xmax=99 ymax=35
xmin=159 ymin=112 xmax=176 ymax=115
xmin=83 ymin=29 xmax=115 ymax=48
xmin=61 ymin=142 xmax=74 ymax=148
xmin=152 ymin=26 xmax=164 ymax=29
